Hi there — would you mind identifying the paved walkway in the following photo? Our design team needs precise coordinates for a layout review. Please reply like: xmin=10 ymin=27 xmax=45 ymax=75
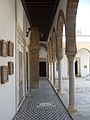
xmin=59 ymin=77 xmax=90 ymax=120
xmin=13 ymin=80 xmax=73 ymax=120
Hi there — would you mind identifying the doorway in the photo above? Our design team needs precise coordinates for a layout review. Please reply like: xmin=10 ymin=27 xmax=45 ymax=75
xmin=39 ymin=62 xmax=46 ymax=77
xmin=75 ymin=58 xmax=80 ymax=77
xmin=75 ymin=60 xmax=78 ymax=77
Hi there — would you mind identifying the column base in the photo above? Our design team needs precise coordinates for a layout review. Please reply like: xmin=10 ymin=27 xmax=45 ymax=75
xmin=54 ymin=86 xmax=58 ymax=93
xmin=68 ymin=105 xmax=77 ymax=112
xmin=53 ymin=78 xmax=56 ymax=85
xmin=50 ymin=80 xmax=53 ymax=85
xmin=58 ymin=92 xmax=63 ymax=96
xmin=57 ymin=89 xmax=63 ymax=95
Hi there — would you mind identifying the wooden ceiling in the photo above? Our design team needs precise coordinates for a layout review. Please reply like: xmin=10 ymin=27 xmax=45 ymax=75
xmin=21 ymin=0 xmax=60 ymax=41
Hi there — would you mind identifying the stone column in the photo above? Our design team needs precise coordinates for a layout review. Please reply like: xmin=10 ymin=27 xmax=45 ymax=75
xmin=57 ymin=58 xmax=63 ymax=94
xmin=50 ymin=62 xmax=52 ymax=82
xmin=46 ymin=62 xmax=49 ymax=80
xmin=51 ymin=62 xmax=54 ymax=85
xmin=49 ymin=40 xmax=53 ymax=84
xmin=89 ymin=57 xmax=90 ymax=75
xmin=56 ymin=34 xmax=63 ymax=94
xmin=67 ymin=55 xmax=76 ymax=111
xmin=65 ymin=24 xmax=77 ymax=111
xmin=53 ymin=61 xmax=55 ymax=85
xmin=65 ymin=2 xmax=78 ymax=110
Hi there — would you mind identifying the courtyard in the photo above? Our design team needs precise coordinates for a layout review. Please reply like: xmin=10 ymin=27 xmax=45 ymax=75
xmin=59 ymin=77 xmax=90 ymax=120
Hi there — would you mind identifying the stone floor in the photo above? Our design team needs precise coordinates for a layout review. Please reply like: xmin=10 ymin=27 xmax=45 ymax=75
xmin=58 ymin=77 xmax=90 ymax=120
xmin=13 ymin=80 xmax=73 ymax=120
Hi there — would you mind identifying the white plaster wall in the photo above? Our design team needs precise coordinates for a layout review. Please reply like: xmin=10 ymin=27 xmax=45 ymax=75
xmin=76 ymin=49 xmax=90 ymax=77
xmin=39 ymin=46 xmax=47 ymax=58
xmin=0 ymin=0 xmax=15 ymax=120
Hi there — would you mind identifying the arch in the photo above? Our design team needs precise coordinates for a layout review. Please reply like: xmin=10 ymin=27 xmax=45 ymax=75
xmin=39 ymin=43 xmax=48 ymax=61
xmin=56 ymin=9 xmax=65 ymax=59
xmin=66 ymin=0 xmax=79 ymax=23
xmin=39 ymin=45 xmax=47 ymax=59
xmin=75 ymin=48 xmax=90 ymax=77
xmin=65 ymin=0 xmax=79 ymax=55
xmin=57 ymin=9 xmax=65 ymax=31
xmin=66 ymin=0 xmax=79 ymax=14
xmin=77 ymin=48 xmax=90 ymax=54
xmin=39 ymin=43 xmax=47 ymax=50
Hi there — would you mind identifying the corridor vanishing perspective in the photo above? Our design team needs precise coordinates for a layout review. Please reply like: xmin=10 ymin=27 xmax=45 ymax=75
xmin=13 ymin=80 xmax=73 ymax=120
xmin=1 ymin=0 xmax=90 ymax=120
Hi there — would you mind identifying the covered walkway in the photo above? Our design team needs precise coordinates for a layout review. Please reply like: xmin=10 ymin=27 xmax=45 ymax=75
xmin=0 ymin=1 xmax=90 ymax=120
xmin=13 ymin=80 xmax=73 ymax=120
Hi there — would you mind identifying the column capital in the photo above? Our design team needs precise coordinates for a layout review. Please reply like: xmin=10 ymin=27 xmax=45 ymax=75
xmin=67 ymin=53 xmax=76 ymax=62
xmin=57 ymin=56 xmax=63 ymax=60
xmin=52 ymin=59 xmax=54 ymax=62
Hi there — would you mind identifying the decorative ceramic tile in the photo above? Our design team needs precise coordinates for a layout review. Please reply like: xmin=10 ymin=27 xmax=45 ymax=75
xmin=13 ymin=80 xmax=73 ymax=120
xmin=31 ymin=48 xmax=38 ymax=55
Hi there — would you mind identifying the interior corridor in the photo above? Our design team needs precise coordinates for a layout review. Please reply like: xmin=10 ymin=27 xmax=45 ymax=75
xmin=13 ymin=80 xmax=73 ymax=120
xmin=1 ymin=0 xmax=90 ymax=120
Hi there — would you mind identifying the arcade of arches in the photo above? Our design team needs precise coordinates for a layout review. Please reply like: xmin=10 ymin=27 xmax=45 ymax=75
xmin=0 ymin=0 xmax=90 ymax=120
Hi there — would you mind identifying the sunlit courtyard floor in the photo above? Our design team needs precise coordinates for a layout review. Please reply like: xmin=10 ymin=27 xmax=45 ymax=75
xmin=58 ymin=77 xmax=90 ymax=120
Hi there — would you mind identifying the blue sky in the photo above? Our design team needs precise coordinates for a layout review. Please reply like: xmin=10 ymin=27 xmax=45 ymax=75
xmin=79 ymin=0 xmax=90 ymax=5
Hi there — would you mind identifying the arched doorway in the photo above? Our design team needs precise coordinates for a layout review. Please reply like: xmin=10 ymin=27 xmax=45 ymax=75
xmin=39 ymin=43 xmax=47 ymax=79
xmin=75 ymin=48 xmax=90 ymax=77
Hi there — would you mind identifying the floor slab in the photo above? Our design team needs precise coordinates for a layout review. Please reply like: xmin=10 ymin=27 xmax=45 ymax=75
xmin=13 ymin=80 xmax=73 ymax=120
